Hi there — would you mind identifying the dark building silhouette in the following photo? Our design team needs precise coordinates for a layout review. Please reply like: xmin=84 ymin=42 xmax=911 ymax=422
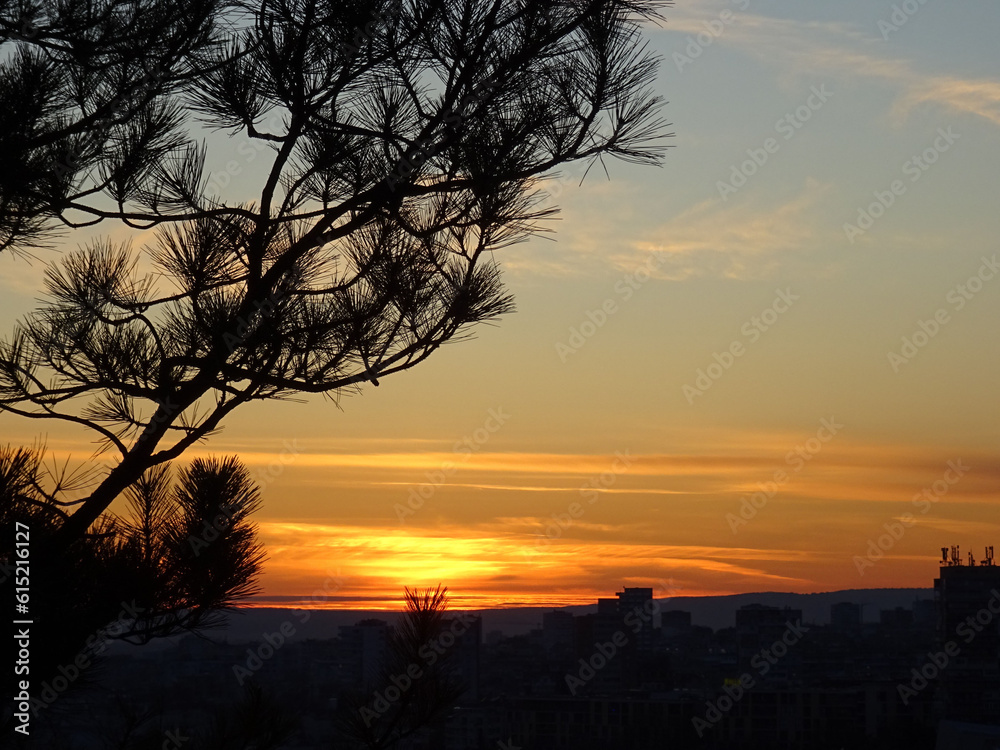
xmin=734 ymin=603 xmax=804 ymax=682
xmin=29 ymin=579 xmax=979 ymax=748
xmin=830 ymin=601 xmax=861 ymax=631
xmin=338 ymin=618 xmax=390 ymax=688
xmin=879 ymin=606 xmax=914 ymax=629
xmin=913 ymin=598 xmax=937 ymax=629
xmin=449 ymin=615 xmax=483 ymax=702
xmin=935 ymin=544 xmax=1000 ymax=724
xmin=542 ymin=610 xmax=575 ymax=659
xmin=597 ymin=597 xmax=618 ymax=615
xmin=661 ymin=609 xmax=693 ymax=638
xmin=616 ymin=587 xmax=655 ymax=652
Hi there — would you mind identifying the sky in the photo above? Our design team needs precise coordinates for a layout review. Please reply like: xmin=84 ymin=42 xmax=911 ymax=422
xmin=1 ymin=0 xmax=999 ymax=609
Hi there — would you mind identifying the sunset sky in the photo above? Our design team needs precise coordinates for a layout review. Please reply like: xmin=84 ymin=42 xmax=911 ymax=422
xmin=2 ymin=0 xmax=999 ymax=609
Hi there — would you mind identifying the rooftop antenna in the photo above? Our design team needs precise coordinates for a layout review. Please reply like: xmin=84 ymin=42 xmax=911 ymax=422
xmin=983 ymin=546 xmax=995 ymax=567
xmin=941 ymin=547 xmax=949 ymax=565
xmin=950 ymin=545 xmax=962 ymax=566
xmin=968 ymin=550 xmax=976 ymax=567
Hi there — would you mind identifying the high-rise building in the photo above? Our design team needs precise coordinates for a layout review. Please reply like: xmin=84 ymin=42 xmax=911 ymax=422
xmin=570 ymin=586 xmax=659 ymax=693
xmin=616 ymin=587 xmax=655 ymax=652
xmin=934 ymin=544 xmax=1000 ymax=723
xmin=447 ymin=614 xmax=482 ymax=702
xmin=338 ymin=618 xmax=390 ymax=687
xmin=596 ymin=597 xmax=619 ymax=615
xmin=616 ymin=587 xmax=654 ymax=614
xmin=594 ymin=597 xmax=623 ymax=646
xmin=912 ymin=598 xmax=936 ymax=629
xmin=542 ymin=610 xmax=575 ymax=658
xmin=735 ymin=604 xmax=804 ymax=682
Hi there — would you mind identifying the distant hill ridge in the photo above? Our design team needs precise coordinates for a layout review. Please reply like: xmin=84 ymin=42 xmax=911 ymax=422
xmin=197 ymin=588 xmax=933 ymax=643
